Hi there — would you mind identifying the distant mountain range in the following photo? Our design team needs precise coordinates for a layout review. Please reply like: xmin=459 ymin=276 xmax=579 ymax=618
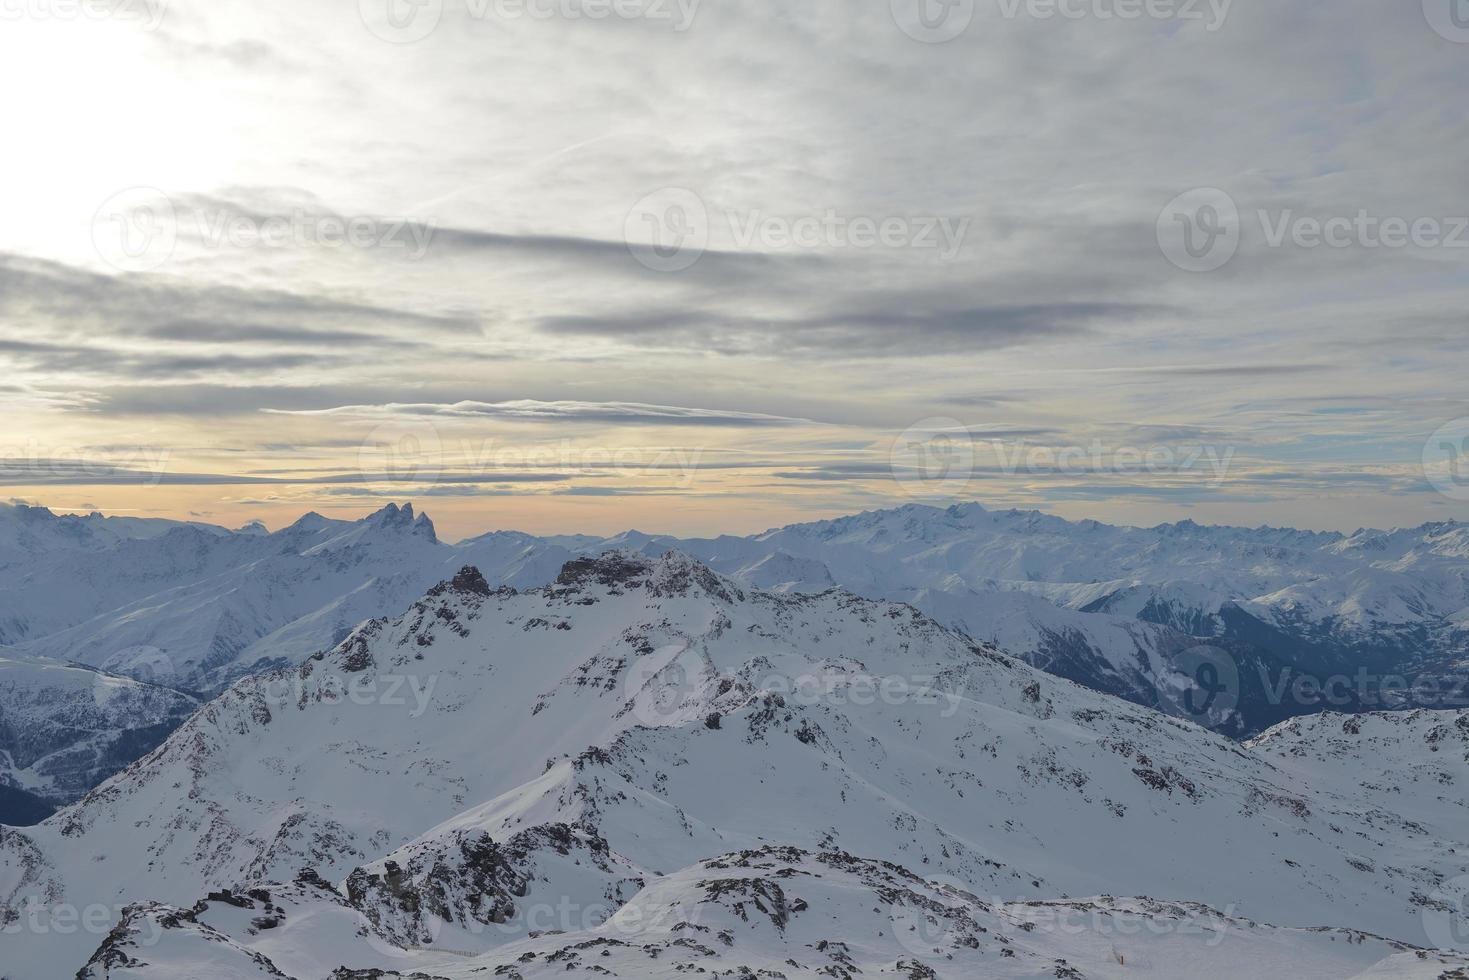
xmin=1 ymin=499 xmax=1466 ymax=811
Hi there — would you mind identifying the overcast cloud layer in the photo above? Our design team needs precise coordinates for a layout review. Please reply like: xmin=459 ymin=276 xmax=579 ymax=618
xmin=0 ymin=1 xmax=1466 ymax=537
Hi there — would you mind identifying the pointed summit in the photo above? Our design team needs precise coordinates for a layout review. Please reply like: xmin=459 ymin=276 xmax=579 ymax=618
xmin=412 ymin=510 xmax=437 ymax=543
xmin=367 ymin=502 xmax=409 ymax=526
xmin=363 ymin=503 xmax=438 ymax=543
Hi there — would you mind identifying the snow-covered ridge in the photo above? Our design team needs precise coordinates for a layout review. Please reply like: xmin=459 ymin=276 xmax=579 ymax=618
xmin=4 ymin=553 xmax=1469 ymax=978
xmin=2 ymin=498 xmax=1467 ymax=809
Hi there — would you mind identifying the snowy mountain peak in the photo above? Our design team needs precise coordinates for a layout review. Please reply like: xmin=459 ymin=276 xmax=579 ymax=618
xmin=366 ymin=501 xmax=404 ymax=525
xmin=281 ymin=511 xmax=333 ymax=533
xmin=362 ymin=501 xmax=437 ymax=542
xmin=296 ymin=503 xmax=440 ymax=557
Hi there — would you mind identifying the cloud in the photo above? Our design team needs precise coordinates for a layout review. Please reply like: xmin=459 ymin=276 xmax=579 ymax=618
xmin=538 ymin=301 xmax=1160 ymax=357
xmin=139 ymin=319 xmax=422 ymax=348
xmin=0 ymin=254 xmax=477 ymax=336
xmin=0 ymin=254 xmax=483 ymax=385
xmin=0 ymin=459 xmax=578 ymax=487
xmin=0 ymin=337 xmax=318 ymax=379
xmin=266 ymin=400 xmax=818 ymax=427
xmin=1121 ymin=364 xmax=1337 ymax=379
xmin=3 ymin=1 xmax=1466 ymax=531
xmin=426 ymin=225 xmax=798 ymax=283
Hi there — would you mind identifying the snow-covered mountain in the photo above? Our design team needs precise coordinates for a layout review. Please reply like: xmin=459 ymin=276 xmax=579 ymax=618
xmin=0 ymin=658 xmax=199 ymax=819
xmin=4 ymin=552 xmax=1467 ymax=979
xmin=3 ymin=503 xmax=586 ymax=696
xmin=607 ymin=503 xmax=1469 ymax=733
xmin=2 ymin=499 xmax=1467 ymax=808
xmin=3 ymin=504 xmax=446 ymax=690
xmin=0 ymin=504 xmax=238 ymax=646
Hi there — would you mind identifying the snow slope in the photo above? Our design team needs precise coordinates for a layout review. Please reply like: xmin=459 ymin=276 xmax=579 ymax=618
xmin=4 ymin=553 xmax=1468 ymax=978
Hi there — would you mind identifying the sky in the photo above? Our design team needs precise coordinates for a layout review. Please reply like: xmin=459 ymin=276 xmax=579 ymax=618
xmin=1 ymin=0 xmax=1467 ymax=541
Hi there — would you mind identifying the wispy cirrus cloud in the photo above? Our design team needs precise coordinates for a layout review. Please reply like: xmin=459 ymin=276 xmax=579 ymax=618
xmin=266 ymin=399 xmax=818 ymax=427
